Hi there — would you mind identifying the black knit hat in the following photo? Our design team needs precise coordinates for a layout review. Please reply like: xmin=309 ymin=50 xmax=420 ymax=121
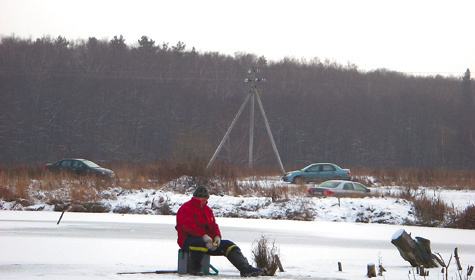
xmin=193 ymin=186 xmax=209 ymax=198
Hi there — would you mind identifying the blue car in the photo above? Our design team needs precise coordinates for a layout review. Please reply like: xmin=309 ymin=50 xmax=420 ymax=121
xmin=282 ymin=163 xmax=351 ymax=184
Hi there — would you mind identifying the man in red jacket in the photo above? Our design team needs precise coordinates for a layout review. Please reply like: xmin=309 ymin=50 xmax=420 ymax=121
xmin=176 ymin=186 xmax=263 ymax=277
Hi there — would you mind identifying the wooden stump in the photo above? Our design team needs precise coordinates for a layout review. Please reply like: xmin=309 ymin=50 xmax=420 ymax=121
xmin=367 ymin=263 xmax=376 ymax=278
xmin=391 ymin=229 xmax=442 ymax=268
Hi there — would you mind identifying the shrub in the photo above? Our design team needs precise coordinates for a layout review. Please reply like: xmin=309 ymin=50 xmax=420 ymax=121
xmin=447 ymin=205 xmax=475 ymax=229
xmin=0 ymin=185 xmax=16 ymax=201
xmin=0 ymin=178 xmax=31 ymax=203
xmin=252 ymin=235 xmax=279 ymax=276
xmin=70 ymin=184 xmax=97 ymax=203
xmin=158 ymin=201 xmax=171 ymax=215
xmin=285 ymin=198 xmax=314 ymax=221
xmin=413 ymin=193 xmax=448 ymax=226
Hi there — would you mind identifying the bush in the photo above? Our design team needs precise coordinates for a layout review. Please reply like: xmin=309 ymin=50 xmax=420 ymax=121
xmin=447 ymin=205 xmax=475 ymax=229
xmin=413 ymin=193 xmax=448 ymax=226
xmin=252 ymin=235 xmax=279 ymax=276
xmin=0 ymin=185 xmax=16 ymax=202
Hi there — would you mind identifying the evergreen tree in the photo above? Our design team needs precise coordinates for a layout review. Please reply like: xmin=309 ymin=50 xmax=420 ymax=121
xmin=462 ymin=68 xmax=473 ymax=104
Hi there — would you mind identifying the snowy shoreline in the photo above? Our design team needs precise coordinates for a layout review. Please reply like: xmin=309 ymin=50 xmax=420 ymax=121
xmin=1 ymin=176 xmax=474 ymax=228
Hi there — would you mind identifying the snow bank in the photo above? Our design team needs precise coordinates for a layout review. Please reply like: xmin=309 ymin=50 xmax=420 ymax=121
xmin=1 ymin=176 xmax=474 ymax=227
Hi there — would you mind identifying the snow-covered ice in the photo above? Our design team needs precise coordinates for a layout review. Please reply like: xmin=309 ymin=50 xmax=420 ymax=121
xmin=1 ymin=209 xmax=474 ymax=280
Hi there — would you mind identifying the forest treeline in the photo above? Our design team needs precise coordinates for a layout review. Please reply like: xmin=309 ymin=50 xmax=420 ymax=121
xmin=0 ymin=35 xmax=474 ymax=170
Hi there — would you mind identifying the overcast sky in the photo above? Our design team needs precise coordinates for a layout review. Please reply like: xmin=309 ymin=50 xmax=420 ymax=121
xmin=1 ymin=0 xmax=474 ymax=76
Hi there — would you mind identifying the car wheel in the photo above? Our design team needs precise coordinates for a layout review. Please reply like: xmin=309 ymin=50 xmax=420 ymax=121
xmin=293 ymin=177 xmax=304 ymax=184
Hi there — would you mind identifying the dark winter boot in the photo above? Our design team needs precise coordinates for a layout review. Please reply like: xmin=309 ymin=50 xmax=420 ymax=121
xmin=226 ymin=247 xmax=264 ymax=277
xmin=188 ymin=250 xmax=205 ymax=276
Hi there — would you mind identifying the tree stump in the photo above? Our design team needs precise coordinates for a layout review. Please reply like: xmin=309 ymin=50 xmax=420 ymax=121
xmin=391 ymin=229 xmax=442 ymax=268
xmin=367 ymin=263 xmax=376 ymax=278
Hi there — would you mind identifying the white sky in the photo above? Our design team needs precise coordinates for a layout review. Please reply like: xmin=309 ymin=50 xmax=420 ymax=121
xmin=1 ymin=0 xmax=474 ymax=76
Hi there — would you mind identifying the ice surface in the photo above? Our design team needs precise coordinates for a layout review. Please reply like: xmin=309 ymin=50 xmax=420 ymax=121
xmin=1 ymin=211 xmax=474 ymax=280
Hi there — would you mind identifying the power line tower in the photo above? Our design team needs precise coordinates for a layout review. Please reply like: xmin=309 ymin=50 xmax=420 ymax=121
xmin=207 ymin=67 xmax=285 ymax=173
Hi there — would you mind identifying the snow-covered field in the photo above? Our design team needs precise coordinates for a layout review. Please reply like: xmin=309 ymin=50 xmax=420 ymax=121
xmin=1 ymin=177 xmax=474 ymax=279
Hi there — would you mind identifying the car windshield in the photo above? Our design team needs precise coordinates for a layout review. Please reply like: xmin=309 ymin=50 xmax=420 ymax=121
xmin=81 ymin=160 xmax=100 ymax=168
xmin=319 ymin=181 xmax=340 ymax=188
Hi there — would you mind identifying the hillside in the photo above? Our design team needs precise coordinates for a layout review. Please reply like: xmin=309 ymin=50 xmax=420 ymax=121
xmin=1 ymin=36 xmax=474 ymax=168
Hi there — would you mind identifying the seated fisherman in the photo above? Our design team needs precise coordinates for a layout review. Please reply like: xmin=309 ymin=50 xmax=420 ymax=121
xmin=175 ymin=186 xmax=263 ymax=277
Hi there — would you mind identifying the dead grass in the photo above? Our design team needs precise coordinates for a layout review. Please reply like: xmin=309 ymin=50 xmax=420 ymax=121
xmin=413 ymin=193 xmax=448 ymax=226
xmin=252 ymin=235 xmax=279 ymax=276
xmin=353 ymin=167 xmax=475 ymax=190
xmin=70 ymin=183 xmax=97 ymax=203
xmin=446 ymin=205 xmax=475 ymax=229
xmin=0 ymin=162 xmax=474 ymax=228
xmin=0 ymin=178 xmax=30 ymax=202
xmin=0 ymin=185 xmax=15 ymax=201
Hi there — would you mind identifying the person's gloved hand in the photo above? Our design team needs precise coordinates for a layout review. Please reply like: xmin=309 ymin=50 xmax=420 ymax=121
xmin=202 ymin=234 xmax=214 ymax=250
xmin=213 ymin=236 xmax=221 ymax=248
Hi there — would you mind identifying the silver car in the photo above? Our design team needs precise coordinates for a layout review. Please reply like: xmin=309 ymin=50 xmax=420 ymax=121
xmin=307 ymin=180 xmax=370 ymax=196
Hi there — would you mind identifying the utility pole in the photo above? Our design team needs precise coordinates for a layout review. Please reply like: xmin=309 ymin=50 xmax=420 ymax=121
xmin=207 ymin=67 xmax=285 ymax=174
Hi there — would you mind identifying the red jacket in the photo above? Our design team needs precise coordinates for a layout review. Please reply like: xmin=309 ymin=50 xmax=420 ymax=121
xmin=175 ymin=197 xmax=222 ymax=248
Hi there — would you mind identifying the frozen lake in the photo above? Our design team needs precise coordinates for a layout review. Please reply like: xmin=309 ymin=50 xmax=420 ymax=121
xmin=1 ymin=211 xmax=474 ymax=279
